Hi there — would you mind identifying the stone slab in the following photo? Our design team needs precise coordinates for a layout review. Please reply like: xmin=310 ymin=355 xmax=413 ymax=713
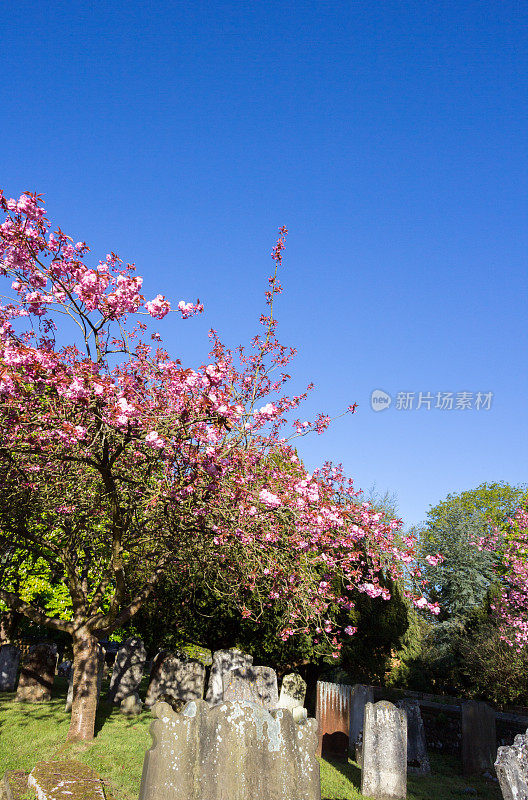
xmin=138 ymin=699 xmax=321 ymax=800
xmin=27 ymin=761 xmax=105 ymax=800
xmin=222 ymin=666 xmax=278 ymax=710
xmin=462 ymin=700 xmax=496 ymax=775
xmin=349 ymin=684 xmax=373 ymax=754
xmin=205 ymin=649 xmax=253 ymax=706
xmin=278 ymin=673 xmax=306 ymax=711
xmin=495 ymin=727 xmax=528 ymax=800
xmin=15 ymin=643 xmax=56 ymax=702
xmin=107 ymin=637 xmax=146 ymax=705
xmin=361 ymin=701 xmax=407 ymax=800
xmin=0 ymin=645 xmax=20 ymax=692
xmin=144 ymin=653 xmax=205 ymax=707
xmin=398 ymin=698 xmax=430 ymax=775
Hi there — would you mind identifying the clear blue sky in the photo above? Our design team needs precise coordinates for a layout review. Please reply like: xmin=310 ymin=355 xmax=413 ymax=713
xmin=2 ymin=1 xmax=526 ymax=527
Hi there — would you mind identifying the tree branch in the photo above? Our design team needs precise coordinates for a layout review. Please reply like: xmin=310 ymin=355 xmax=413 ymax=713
xmin=0 ymin=589 xmax=73 ymax=633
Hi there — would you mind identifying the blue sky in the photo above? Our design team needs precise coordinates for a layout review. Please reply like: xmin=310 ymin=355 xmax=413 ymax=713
xmin=1 ymin=1 xmax=526 ymax=526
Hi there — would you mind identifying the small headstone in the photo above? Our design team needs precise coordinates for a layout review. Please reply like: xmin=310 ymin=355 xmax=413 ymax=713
xmin=223 ymin=666 xmax=278 ymax=710
xmin=349 ymin=684 xmax=374 ymax=756
xmin=462 ymin=700 xmax=496 ymax=775
xmin=278 ymin=672 xmax=307 ymax=711
xmin=398 ymin=698 xmax=430 ymax=775
xmin=1 ymin=769 xmax=30 ymax=800
xmin=28 ymin=760 xmax=105 ymax=800
xmin=65 ymin=645 xmax=105 ymax=713
xmin=316 ymin=681 xmax=353 ymax=759
xmin=107 ymin=637 xmax=147 ymax=704
xmin=0 ymin=644 xmax=20 ymax=691
xmin=138 ymin=699 xmax=321 ymax=800
xmin=495 ymin=728 xmax=528 ymax=800
xmin=15 ymin=643 xmax=56 ymax=702
xmin=121 ymin=691 xmax=143 ymax=715
xmin=58 ymin=660 xmax=72 ymax=679
xmin=361 ymin=700 xmax=407 ymax=800
xmin=144 ymin=652 xmax=206 ymax=707
xmin=205 ymin=648 xmax=253 ymax=705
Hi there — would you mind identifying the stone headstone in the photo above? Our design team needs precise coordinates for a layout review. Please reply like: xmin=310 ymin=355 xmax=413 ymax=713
xmin=223 ymin=666 xmax=278 ymax=710
xmin=278 ymin=672 xmax=307 ymax=712
xmin=316 ymin=681 xmax=353 ymax=759
xmin=107 ymin=637 xmax=147 ymax=705
xmin=15 ymin=643 xmax=56 ymax=702
xmin=361 ymin=700 xmax=407 ymax=800
xmin=28 ymin=760 xmax=105 ymax=800
xmin=121 ymin=691 xmax=143 ymax=715
xmin=145 ymin=652 xmax=206 ymax=708
xmin=138 ymin=699 xmax=321 ymax=800
xmin=462 ymin=700 xmax=496 ymax=775
xmin=0 ymin=644 xmax=20 ymax=691
xmin=349 ymin=684 xmax=374 ymax=755
xmin=58 ymin=660 xmax=73 ymax=678
xmin=397 ymin=698 xmax=430 ymax=775
xmin=495 ymin=728 xmax=528 ymax=800
xmin=205 ymin=648 xmax=253 ymax=706
xmin=65 ymin=645 xmax=105 ymax=713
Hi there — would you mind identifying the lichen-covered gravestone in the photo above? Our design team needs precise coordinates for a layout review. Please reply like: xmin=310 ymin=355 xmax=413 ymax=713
xmin=316 ymin=681 xmax=353 ymax=759
xmin=144 ymin=652 xmax=206 ymax=707
xmin=462 ymin=700 xmax=496 ymax=775
xmin=349 ymin=684 xmax=374 ymax=757
xmin=65 ymin=644 xmax=105 ymax=713
xmin=0 ymin=644 xmax=20 ymax=692
xmin=495 ymin=727 xmax=528 ymax=800
xmin=28 ymin=760 xmax=105 ymax=800
xmin=139 ymin=699 xmax=321 ymax=800
xmin=222 ymin=666 xmax=278 ymax=710
xmin=107 ymin=636 xmax=147 ymax=705
xmin=397 ymin=698 xmax=430 ymax=775
xmin=361 ymin=700 xmax=407 ymax=800
xmin=205 ymin=648 xmax=253 ymax=706
xmin=15 ymin=643 xmax=56 ymax=702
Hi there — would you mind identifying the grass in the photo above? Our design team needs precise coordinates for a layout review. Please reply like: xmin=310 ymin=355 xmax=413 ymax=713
xmin=0 ymin=678 xmax=502 ymax=800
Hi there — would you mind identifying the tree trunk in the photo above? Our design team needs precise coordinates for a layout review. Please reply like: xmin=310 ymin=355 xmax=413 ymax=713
xmin=67 ymin=627 xmax=100 ymax=741
xmin=0 ymin=609 xmax=20 ymax=644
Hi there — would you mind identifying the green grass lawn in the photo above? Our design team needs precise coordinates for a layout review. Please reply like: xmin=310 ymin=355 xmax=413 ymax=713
xmin=0 ymin=679 xmax=502 ymax=800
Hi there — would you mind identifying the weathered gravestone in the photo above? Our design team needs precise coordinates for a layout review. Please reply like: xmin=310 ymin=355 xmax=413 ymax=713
xmin=27 ymin=760 xmax=105 ymax=800
xmin=278 ymin=672 xmax=306 ymax=710
xmin=349 ymin=684 xmax=374 ymax=757
xmin=397 ymin=698 xmax=430 ymax=775
xmin=121 ymin=691 xmax=143 ymax=715
xmin=205 ymin=648 xmax=253 ymax=706
xmin=15 ymin=643 xmax=56 ymax=702
xmin=278 ymin=672 xmax=307 ymax=723
xmin=0 ymin=644 xmax=20 ymax=692
xmin=316 ymin=681 xmax=353 ymax=759
xmin=138 ymin=699 xmax=321 ymax=800
xmin=462 ymin=700 xmax=496 ymax=775
xmin=107 ymin=636 xmax=147 ymax=705
xmin=65 ymin=645 xmax=105 ymax=713
xmin=145 ymin=652 xmax=206 ymax=708
xmin=495 ymin=728 xmax=528 ymax=800
xmin=223 ymin=666 xmax=278 ymax=710
xmin=361 ymin=700 xmax=407 ymax=800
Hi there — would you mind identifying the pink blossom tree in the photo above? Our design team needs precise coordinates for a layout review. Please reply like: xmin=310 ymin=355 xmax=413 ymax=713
xmin=477 ymin=498 xmax=528 ymax=649
xmin=0 ymin=190 xmax=436 ymax=741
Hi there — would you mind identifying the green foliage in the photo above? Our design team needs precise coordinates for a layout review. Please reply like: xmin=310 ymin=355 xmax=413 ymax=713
xmin=419 ymin=482 xmax=526 ymax=621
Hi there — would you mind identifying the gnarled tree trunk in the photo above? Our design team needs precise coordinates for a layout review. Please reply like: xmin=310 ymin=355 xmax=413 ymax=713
xmin=67 ymin=627 xmax=101 ymax=741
